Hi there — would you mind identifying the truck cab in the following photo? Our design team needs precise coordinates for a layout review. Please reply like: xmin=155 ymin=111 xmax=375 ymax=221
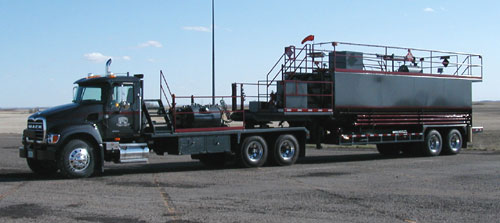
xmin=74 ymin=74 xmax=143 ymax=141
xmin=20 ymin=72 xmax=145 ymax=178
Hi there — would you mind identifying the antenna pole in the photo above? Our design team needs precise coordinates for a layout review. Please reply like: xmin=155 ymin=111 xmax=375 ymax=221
xmin=211 ymin=0 xmax=215 ymax=105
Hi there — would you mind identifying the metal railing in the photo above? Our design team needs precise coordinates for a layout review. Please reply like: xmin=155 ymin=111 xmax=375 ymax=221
xmin=314 ymin=41 xmax=483 ymax=81
xmin=159 ymin=70 xmax=173 ymax=108
xmin=263 ymin=41 xmax=483 ymax=100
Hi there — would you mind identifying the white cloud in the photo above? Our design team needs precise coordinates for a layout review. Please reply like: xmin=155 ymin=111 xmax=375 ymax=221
xmin=424 ymin=7 xmax=435 ymax=12
xmin=83 ymin=52 xmax=111 ymax=63
xmin=137 ymin=40 xmax=163 ymax=48
xmin=182 ymin=26 xmax=211 ymax=32
xmin=122 ymin=56 xmax=131 ymax=61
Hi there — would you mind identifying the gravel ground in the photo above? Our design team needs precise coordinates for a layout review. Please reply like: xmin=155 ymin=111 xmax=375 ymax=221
xmin=0 ymin=133 xmax=499 ymax=223
xmin=0 ymin=102 xmax=498 ymax=222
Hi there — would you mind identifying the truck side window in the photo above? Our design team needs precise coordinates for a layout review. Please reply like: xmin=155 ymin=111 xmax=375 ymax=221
xmin=112 ymin=85 xmax=134 ymax=105
xmin=80 ymin=87 xmax=102 ymax=102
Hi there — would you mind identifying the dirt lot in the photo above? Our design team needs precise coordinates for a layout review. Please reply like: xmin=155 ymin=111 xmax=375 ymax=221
xmin=470 ymin=102 xmax=500 ymax=150
xmin=0 ymin=103 xmax=499 ymax=222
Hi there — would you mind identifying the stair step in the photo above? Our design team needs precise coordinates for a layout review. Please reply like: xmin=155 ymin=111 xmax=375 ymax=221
xmin=150 ymin=114 xmax=165 ymax=117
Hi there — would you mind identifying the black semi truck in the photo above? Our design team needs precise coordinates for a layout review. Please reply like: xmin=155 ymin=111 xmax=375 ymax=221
xmin=20 ymin=39 xmax=483 ymax=178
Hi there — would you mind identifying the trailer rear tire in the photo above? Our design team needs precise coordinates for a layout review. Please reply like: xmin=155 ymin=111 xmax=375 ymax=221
xmin=272 ymin=134 xmax=300 ymax=166
xmin=58 ymin=139 xmax=95 ymax=178
xmin=442 ymin=129 xmax=462 ymax=155
xmin=376 ymin=144 xmax=401 ymax=156
xmin=422 ymin=129 xmax=442 ymax=156
xmin=27 ymin=159 xmax=58 ymax=176
xmin=239 ymin=136 xmax=268 ymax=168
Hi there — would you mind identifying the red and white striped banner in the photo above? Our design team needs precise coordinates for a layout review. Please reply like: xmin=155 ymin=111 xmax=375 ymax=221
xmin=346 ymin=132 xmax=423 ymax=138
xmin=285 ymin=108 xmax=333 ymax=112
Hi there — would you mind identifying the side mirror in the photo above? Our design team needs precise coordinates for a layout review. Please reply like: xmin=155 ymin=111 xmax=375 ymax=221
xmin=72 ymin=86 xmax=78 ymax=102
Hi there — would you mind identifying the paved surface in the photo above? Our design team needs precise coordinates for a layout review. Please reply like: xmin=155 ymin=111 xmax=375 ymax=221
xmin=0 ymin=133 xmax=499 ymax=223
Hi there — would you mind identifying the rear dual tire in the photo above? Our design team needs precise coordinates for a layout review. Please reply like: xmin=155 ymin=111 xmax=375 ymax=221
xmin=271 ymin=134 xmax=300 ymax=166
xmin=238 ymin=134 xmax=300 ymax=168
xmin=421 ymin=129 xmax=463 ymax=156
xmin=239 ymin=136 xmax=268 ymax=168
xmin=378 ymin=129 xmax=463 ymax=157
xmin=442 ymin=129 xmax=463 ymax=155
xmin=422 ymin=129 xmax=443 ymax=156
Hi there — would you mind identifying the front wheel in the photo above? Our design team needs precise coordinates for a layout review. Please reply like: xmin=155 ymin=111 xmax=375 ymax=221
xmin=239 ymin=136 xmax=268 ymax=168
xmin=26 ymin=158 xmax=58 ymax=175
xmin=58 ymin=139 xmax=95 ymax=178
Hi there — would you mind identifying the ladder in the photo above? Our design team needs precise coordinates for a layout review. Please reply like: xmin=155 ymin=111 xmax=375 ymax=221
xmin=143 ymin=99 xmax=173 ymax=133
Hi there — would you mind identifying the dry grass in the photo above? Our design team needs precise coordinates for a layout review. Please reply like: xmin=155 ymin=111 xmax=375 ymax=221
xmin=0 ymin=110 xmax=31 ymax=134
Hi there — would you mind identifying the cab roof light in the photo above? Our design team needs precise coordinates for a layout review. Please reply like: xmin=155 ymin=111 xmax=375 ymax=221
xmin=86 ymin=73 xmax=101 ymax=79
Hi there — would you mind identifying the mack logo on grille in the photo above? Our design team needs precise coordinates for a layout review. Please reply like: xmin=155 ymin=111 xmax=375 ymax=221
xmin=28 ymin=124 xmax=43 ymax=129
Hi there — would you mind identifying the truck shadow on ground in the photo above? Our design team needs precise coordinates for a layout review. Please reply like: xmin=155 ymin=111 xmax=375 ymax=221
xmin=0 ymin=153 xmax=416 ymax=182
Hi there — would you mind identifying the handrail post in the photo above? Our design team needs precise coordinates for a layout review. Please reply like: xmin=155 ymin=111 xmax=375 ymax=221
xmin=283 ymin=81 xmax=287 ymax=109
xmin=159 ymin=71 xmax=162 ymax=102
xmin=240 ymin=84 xmax=244 ymax=111
xmin=172 ymin=94 xmax=176 ymax=131
xmin=257 ymin=81 xmax=260 ymax=102
xmin=231 ymin=83 xmax=237 ymax=112
xmin=266 ymin=72 xmax=269 ymax=101
xmin=481 ymin=55 xmax=483 ymax=79
xmin=430 ymin=51 xmax=433 ymax=74
xmin=469 ymin=55 xmax=472 ymax=76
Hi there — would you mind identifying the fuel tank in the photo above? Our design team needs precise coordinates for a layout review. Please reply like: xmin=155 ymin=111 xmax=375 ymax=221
xmin=175 ymin=104 xmax=222 ymax=128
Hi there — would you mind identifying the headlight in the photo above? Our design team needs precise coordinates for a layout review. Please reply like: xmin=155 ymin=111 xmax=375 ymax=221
xmin=47 ymin=134 xmax=60 ymax=144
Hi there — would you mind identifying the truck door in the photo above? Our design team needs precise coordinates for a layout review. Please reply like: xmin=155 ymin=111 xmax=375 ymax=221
xmin=105 ymin=82 xmax=139 ymax=139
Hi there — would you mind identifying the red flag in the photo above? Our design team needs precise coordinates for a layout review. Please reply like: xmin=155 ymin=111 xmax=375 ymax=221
xmin=301 ymin=35 xmax=314 ymax=44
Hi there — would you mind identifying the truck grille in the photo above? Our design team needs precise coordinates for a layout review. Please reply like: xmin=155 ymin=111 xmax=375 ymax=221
xmin=27 ymin=118 xmax=46 ymax=142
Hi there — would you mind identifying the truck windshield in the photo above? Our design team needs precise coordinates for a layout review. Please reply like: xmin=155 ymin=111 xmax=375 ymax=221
xmin=73 ymin=86 xmax=103 ymax=103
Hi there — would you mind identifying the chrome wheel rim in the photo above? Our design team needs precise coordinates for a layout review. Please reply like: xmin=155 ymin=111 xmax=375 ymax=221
xmin=246 ymin=142 xmax=264 ymax=162
xmin=449 ymin=133 xmax=461 ymax=151
xmin=68 ymin=147 xmax=90 ymax=172
xmin=428 ymin=135 xmax=441 ymax=153
xmin=279 ymin=140 xmax=296 ymax=161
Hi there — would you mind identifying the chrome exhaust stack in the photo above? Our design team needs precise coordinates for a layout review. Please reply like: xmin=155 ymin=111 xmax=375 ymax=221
xmin=105 ymin=58 xmax=112 ymax=75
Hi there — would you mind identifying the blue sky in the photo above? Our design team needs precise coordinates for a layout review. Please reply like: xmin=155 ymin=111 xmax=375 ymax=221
xmin=0 ymin=0 xmax=498 ymax=107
